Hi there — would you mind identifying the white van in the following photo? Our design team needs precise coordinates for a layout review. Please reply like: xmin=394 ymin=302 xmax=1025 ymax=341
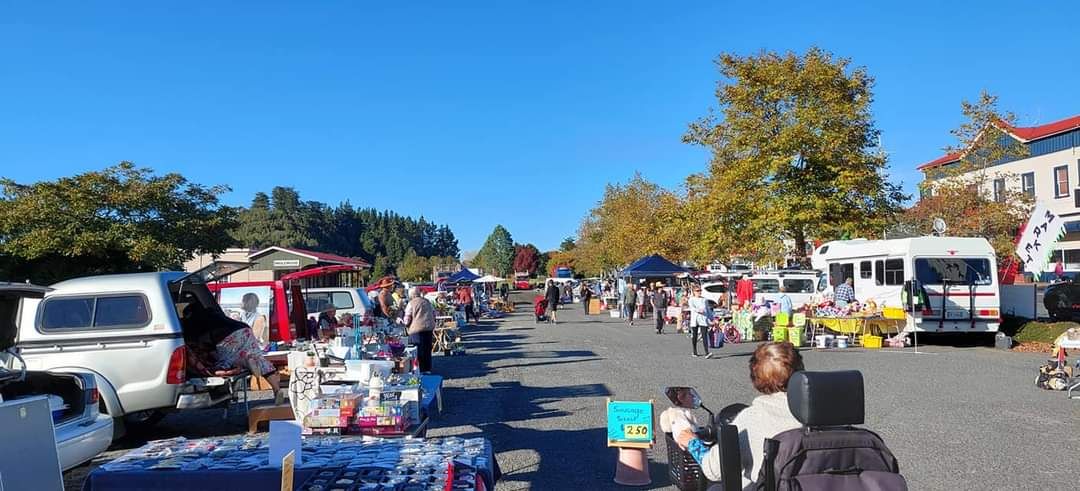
xmin=303 ymin=287 xmax=374 ymax=324
xmin=748 ymin=271 xmax=820 ymax=308
xmin=811 ymin=237 xmax=1001 ymax=334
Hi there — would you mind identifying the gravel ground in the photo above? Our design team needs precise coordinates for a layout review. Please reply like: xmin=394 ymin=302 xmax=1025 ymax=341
xmin=64 ymin=291 xmax=1080 ymax=490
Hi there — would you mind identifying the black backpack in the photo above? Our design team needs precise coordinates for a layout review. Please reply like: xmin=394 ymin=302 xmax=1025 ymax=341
xmin=758 ymin=371 xmax=907 ymax=491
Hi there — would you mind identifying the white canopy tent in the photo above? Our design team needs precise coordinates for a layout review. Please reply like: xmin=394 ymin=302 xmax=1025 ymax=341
xmin=472 ymin=274 xmax=506 ymax=283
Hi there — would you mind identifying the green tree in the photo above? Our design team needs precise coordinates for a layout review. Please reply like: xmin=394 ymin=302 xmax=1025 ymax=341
xmin=683 ymin=47 xmax=906 ymax=265
xmin=232 ymin=187 xmax=460 ymax=268
xmin=0 ymin=162 xmax=237 ymax=283
xmin=559 ymin=237 xmax=576 ymax=252
xmin=474 ymin=225 xmax=515 ymax=276
xmin=900 ymin=91 xmax=1031 ymax=261
xmin=396 ymin=250 xmax=432 ymax=282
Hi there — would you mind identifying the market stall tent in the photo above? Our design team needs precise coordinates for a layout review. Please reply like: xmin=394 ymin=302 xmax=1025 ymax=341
xmin=447 ymin=268 xmax=481 ymax=283
xmin=473 ymin=275 xmax=506 ymax=283
xmin=618 ymin=254 xmax=686 ymax=280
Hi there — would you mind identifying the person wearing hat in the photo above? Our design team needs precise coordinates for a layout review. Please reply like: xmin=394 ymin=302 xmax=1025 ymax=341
xmin=652 ymin=282 xmax=669 ymax=334
xmin=376 ymin=277 xmax=397 ymax=321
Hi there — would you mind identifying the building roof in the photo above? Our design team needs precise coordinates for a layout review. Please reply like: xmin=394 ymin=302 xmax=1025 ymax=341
xmin=917 ymin=114 xmax=1080 ymax=172
xmin=249 ymin=246 xmax=370 ymax=267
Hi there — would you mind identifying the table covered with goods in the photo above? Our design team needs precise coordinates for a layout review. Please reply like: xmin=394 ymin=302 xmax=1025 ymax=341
xmin=81 ymin=434 xmax=499 ymax=491
xmin=806 ymin=299 xmax=909 ymax=349
xmin=255 ymin=316 xmax=446 ymax=437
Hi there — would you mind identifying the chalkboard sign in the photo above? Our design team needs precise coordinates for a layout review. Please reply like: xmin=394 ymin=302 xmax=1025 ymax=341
xmin=606 ymin=399 xmax=654 ymax=449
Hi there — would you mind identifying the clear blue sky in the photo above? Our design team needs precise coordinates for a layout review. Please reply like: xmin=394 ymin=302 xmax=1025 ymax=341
xmin=2 ymin=2 xmax=1078 ymax=253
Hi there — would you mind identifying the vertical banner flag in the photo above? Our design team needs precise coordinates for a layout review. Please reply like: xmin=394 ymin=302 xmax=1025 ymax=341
xmin=1016 ymin=202 xmax=1065 ymax=276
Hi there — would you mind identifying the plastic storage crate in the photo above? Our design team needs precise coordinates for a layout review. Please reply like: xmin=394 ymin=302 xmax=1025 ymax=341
xmin=665 ymin=432 xmax=708 ymax=491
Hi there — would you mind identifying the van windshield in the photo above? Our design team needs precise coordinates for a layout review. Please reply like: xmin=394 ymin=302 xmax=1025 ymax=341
xmin=914 ymin=258 xmax=992 ymax=286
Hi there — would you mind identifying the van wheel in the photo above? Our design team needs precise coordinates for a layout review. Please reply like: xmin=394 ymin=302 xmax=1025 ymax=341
xmin=124 ymin=409 xmax=166 ymax=429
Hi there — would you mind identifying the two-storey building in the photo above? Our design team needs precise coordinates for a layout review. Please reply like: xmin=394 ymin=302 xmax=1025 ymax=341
xmin=917 ymin=114 xmax=1080 ymax=273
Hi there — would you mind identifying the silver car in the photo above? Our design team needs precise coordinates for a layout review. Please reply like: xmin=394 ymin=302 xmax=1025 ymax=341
xmin=16 ymin=272 xmax=245 ymax=434
xmin=1 ymin=283 xmax=113 ymax=470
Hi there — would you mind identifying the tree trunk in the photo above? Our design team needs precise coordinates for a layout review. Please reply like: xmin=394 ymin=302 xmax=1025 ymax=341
xmin=792 ymin=228 xmax=809 ymax=268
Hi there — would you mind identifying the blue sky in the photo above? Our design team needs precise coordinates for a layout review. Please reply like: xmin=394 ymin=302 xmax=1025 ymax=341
xmin=2 ymin=2 xmax=1078 ymax=253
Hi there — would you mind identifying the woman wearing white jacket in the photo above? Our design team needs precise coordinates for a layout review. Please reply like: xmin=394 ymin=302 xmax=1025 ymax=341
xmin=687 ymin=286 xmax=713 ymax=358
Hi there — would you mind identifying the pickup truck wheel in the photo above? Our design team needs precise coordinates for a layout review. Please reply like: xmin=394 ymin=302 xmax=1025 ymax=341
xmin=124 ymin=409 xmax=166 ymax=429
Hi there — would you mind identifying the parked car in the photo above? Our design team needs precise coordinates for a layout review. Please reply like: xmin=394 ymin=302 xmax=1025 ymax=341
xmin=16 ymin=272 xmax=248 ymax=435
xmin=1 ymin=283 xmax=112 ymax=470
xmin=700 ymin=281 xmax=728 ymax=308
xmin=304 ymin=286 xmax=374 ymax=325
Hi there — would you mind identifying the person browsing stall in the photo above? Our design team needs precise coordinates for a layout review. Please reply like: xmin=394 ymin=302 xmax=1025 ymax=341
xmin=777 ymin=284 xmax=793 ymax=326
xmin=402 ymin=287 xmax=436 ymax=373
xmin=457 ymin=286 xmax=475 ymax=324
xmin=834 ymin=277 xmax=855 ymax=308
xmin=676 ymin=342 xmax=804 ymax=487
xmin=318 ymin=306 xmax=339 ymax=339
xmin=623 ymin=282 xmax=637 ymax=326
xmin=652 ymin=282 xmax=669 ymax=335
xmin=375 ymin=277 xmax=396 ymax=320
xmin=687 ymin=286 xmax=713 ymax=358
xmin=545 ymin=280 xmax=561 ymax=324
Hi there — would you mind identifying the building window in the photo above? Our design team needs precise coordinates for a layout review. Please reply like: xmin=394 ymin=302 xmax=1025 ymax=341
xmin=1021 ymin=172 xmax=1035 ymax=198
xmin=1054 ymin=165 xmax=1069 ymax=198
xmin=992 ymin=178 xmax=1005 ymax=202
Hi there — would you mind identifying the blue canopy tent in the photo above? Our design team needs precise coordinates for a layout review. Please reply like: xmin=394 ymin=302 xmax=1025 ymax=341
xmin=618 ymin=254 xmax=687 ymax=280
xmin=447 ymin=267 xmax=481 ymax=283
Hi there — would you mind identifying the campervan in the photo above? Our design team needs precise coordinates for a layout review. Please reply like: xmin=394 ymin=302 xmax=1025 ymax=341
xmin=811 ymin=237 xmax=1001 ymax=334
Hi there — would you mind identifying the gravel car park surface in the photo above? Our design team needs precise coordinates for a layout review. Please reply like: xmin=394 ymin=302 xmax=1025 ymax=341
xmin=65 ymin=292 xmax=1079 ymax=490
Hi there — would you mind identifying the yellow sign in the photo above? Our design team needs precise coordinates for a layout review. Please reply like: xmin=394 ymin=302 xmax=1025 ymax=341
xmin=623 ymin=424 xmax=649 ymax=437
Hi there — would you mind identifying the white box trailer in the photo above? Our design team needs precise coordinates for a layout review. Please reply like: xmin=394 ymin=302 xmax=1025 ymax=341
xmin=811 ymin=237 xmax=1000 ymax=334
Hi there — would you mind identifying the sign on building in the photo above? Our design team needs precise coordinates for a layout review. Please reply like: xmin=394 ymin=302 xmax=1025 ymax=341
xmin=272 ymin=259 xmax=301 ymax=269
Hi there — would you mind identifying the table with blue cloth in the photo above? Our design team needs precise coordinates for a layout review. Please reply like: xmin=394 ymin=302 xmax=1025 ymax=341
xmin=82 ymin=435 xmax=499 ymax=491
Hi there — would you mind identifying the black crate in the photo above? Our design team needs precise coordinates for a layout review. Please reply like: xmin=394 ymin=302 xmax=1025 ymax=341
xmin=664 ymin=432 xmax=708 ymax=491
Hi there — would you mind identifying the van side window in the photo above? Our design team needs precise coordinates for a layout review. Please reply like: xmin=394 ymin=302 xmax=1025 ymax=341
xmin=829 ymin=263 xmax=854 ymax=287
xmin=752 ymin=279 xmax=780 ymax=293
xmin=859 ymin=261 xmax=872 ymax=279
xmin=41 ymin=295 xmax=151 ymax=330
xmin=874 ymin=260 xmax=884 ymax=286
xmin=783 ymin=279 xmax=814 ymax=293
xmin=884 ymin=259 xmax=905 ymax=285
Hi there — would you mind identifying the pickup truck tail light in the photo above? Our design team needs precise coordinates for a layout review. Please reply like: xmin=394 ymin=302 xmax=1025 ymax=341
xmin=167 ymin=346 xmax=187 ymax=385
xmin=87 ymin=388 xmax=100 ymax=405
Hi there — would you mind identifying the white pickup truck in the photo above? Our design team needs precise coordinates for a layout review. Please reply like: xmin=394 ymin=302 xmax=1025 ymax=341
xmin=1 ymin=283 xmax=113 ymax=470
xmin=15 ymin=272 xmax=247 ymax=436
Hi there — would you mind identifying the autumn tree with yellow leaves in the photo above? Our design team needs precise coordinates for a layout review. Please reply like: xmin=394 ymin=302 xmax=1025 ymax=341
xmin=683 ymin=48 xmax=906 ymax=265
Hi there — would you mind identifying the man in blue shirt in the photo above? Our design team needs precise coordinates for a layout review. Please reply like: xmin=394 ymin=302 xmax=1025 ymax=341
xmin=834 ymin=277 xmax=856 ymax=308
xmin=778 ymin=284 xmax=793 ymax=326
